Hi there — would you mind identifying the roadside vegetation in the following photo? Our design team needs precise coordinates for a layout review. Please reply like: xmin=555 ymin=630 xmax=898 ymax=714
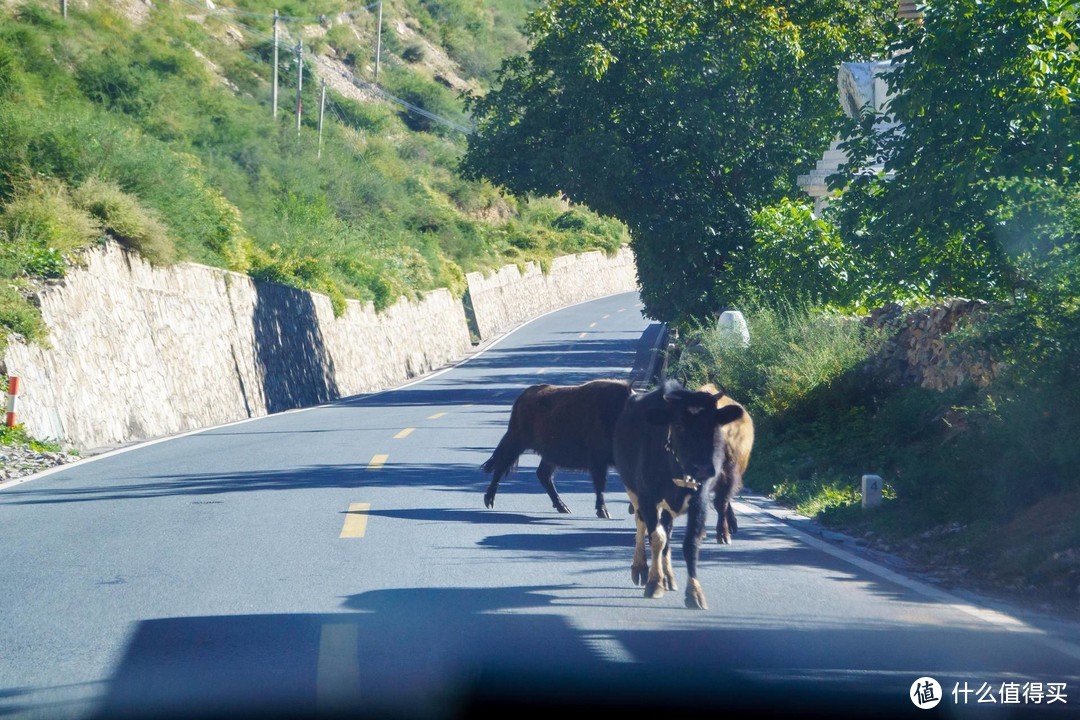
xmin=0 ymin=0 xmax=627 ymax=357
xmin=465 ymin=0 xmax=1079 ymax=613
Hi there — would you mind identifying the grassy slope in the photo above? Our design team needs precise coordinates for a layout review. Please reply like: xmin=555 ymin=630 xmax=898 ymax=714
xmin=0 ymin=0 xmax=629 ymax=345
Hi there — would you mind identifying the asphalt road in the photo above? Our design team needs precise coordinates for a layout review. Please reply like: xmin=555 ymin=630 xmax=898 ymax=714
xmin=1 ymin=291 xmax=1078 ymax=720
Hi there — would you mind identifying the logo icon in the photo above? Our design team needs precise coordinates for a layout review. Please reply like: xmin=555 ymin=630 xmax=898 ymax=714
xmin=911 ymin=677 xmax=943 ymax=709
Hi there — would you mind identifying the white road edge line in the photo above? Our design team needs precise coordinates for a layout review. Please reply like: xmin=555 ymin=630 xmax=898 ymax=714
xmin=733 ymin=499 xmax=1080 ymax=662
xmin=0 ymin=291 xmax=645 ymax=491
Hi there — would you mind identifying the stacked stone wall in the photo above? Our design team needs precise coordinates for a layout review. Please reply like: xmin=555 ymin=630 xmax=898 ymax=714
xmin=864 ymin=298 xmax=1004 ymax=391
xmin=3 ymin=242 xmax=640 ymax=450
xmin=464 ymin=246 xmax=638 ymax=341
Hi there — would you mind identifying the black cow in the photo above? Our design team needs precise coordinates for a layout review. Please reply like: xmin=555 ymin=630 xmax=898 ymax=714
xmin=613 ymin=379 xmax=745 ymax=609
xmin=481 ymin=379 xmax=632 ymax=518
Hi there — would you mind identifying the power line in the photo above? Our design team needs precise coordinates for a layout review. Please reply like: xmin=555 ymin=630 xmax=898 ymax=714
xmin=178 ymin=0 xmax=473 ymax=135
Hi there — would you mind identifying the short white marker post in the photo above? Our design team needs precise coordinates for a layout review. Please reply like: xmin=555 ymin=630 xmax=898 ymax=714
xmin=862 ymin=474 xmax=883 ymax=509
xmin=5 ymin=376 xmax=19 ymax=428
xmin=717 ymin=310 xmax=750 ymax=347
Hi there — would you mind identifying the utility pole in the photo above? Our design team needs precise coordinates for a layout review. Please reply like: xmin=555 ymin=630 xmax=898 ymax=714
xmin=271 ymin=10 xmax=279 ymax=118
xmin=317 ymin=81 xmax=327 ymax=159
xmin=295 ymin=42 xmax=303 ymax=135
xmin=374 ymin=0 xmax=383 ymax=84
xmin=60 ymin=0 xmax=67 ymax=18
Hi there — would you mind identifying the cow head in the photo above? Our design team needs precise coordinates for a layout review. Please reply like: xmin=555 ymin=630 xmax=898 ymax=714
xmin=646 ymin=380 xmax=744 ymax=482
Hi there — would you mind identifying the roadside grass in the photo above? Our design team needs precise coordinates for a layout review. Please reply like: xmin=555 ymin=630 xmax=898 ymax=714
xmin=669 ymin=300 xmax=1080 ymax=615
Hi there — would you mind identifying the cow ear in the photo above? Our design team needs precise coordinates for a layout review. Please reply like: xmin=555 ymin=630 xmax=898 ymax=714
xmin=715 ymin=404 xmax=744 ymax=426
xmin=645 ymin=408 xmax=671 ymax=425
xmin=710 ymin=385 xmax=728 ymax=400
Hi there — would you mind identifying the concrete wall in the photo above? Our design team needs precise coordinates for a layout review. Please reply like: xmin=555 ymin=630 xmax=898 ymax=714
xmin=3 ymin=242 xmax=640 ymax=451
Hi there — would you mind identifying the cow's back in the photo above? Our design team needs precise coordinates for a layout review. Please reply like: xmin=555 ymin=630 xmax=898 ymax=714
xmin=514 ymin=379 xmax=631 ymax=469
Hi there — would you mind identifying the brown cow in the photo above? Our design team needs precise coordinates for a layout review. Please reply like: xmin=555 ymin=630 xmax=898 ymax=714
xmin=699 ymin=383 xmax=754 ymax=544
xmin=481 ymin=379 xmax=632 ymax=518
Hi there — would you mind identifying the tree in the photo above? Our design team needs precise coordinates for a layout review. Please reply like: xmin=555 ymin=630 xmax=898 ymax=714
xmin=461 ymin=0 xmax=894 ymax=324
xmin=832 ymin=0 xmax=1079 ymax=304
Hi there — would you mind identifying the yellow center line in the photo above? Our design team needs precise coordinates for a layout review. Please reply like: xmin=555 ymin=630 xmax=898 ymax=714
xmin=340 ymin=502 xmax=371 ymax=538
xmin=427 ymin=412 xmax=446 ymax=420
xmin=578 ymin=332 xmax=588 ymax=339
xmin=618 ymin=308 xmax=626 ymax=312
xmin=368 ymin=454 xmax=388 ymax=469
xmin=393 ymin=428 xmax=414 ymax=439
xmin=602 ymin=314 xmax=610 ymax=319
xmin=589 ymin=322 xmax=597 ymax=328
xmin=537 ymin=368 xmax=547 ymax=374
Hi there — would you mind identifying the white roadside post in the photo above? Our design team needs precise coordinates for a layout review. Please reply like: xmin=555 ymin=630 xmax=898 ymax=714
xmin=862 ymin=474 xmax=883 ymax=509
xmin=717 ymin=310 xmax=750 ymax=347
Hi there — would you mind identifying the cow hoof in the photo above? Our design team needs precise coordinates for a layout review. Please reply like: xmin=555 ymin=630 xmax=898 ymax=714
xmin=663 ymin=576 xmax=677 ymax=592
xmin=631 ymin=564 xmax=648 ymax=586
xmin=596 ymin=506 xmax=610 ymax=519
xmin=644 ymin=581 xmax=664 ymax=599
xmin=716 ymin=534 xmax=731 ymax=545
xmin=484 ymin=493 xmax=495 ymax=509
xmin=685 ymin=581 xmax=707 ymax=610
xmin=554 ymin=502 xmax=572 ymax=514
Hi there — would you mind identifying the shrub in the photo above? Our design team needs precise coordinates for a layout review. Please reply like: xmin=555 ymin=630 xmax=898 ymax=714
xmin=0 ymin=281 xmax=47 ymax=351
xmin=401 ymin=43 xmax=426 ymax=63
xmin=72 ymin=177 xmax=176 ymax=265
xmin=0 ymin=177 xmax=100 ymax=260
xmin=669 ymin=299 xmax=884 ymax=418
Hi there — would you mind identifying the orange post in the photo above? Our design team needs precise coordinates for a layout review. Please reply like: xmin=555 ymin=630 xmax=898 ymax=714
xmin=5 ymin=376 xmax=19 ymax=427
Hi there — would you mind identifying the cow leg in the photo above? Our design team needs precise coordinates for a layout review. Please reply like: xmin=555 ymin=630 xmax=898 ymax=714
xmin=626 ymin=490 xmax=648 ymax=585
xmin=640 ymin=503 xmax=667 ymax=599
xmin=683 ymin=495 xmax=710 ymax=610
xmin=589 ymin=461 xmax=610 ymax=519
xmin=536 ymin=459 xmax=571 ymax=514
xmin=713 ymin=463 xmax=741 ymax=544
xmin=660 ymin=510 xmax=677 ymax=592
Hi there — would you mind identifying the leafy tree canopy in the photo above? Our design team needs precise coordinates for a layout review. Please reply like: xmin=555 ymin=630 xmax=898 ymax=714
xmin=832 ymin=0 xmax=1079 ymax=304
xmin=462 ymin=0 xmax=894 ymax=324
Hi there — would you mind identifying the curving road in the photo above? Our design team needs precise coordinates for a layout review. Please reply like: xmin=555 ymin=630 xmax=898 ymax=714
xmin=1 ymin=291 xmax=1078 ymax=720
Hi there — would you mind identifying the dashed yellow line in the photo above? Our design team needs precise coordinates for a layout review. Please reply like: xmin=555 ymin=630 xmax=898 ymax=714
xmin=340 ymin=503 xmax=371 ymax=538
xmin=393 ymin=428 xmax=414 ymax=439
xmin=618 ymin=308 xmax=626 ymax=313
xmin=578 ymin=332 xmax=588 ymax=339
xmin=368 ymin=454 xmax=388 ymax=469
xmin=602 ymin=314 xmax=611 ymax=319
xmin=427 ymin=412 xmax=446 ymax=420
xmin=589 ymin=322 xmax=597 ymax=328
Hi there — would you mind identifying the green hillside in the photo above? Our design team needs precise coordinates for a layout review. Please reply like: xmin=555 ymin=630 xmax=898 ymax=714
xmin=0 ymin=0 xmax=628 ymax=349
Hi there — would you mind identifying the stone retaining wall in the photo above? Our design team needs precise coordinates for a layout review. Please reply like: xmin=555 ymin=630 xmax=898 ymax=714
xmin=864 ymin=298 xmax=1004 ymax=391
xmin=465 ymin=246 xmax=638 ymax=341
xmin=2 ymin=242 xmax=640 ymax=451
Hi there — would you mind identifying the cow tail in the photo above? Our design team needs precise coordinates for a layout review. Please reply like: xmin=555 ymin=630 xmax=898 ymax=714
xmin=481 ymin=433 xmax=521 ymax=477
